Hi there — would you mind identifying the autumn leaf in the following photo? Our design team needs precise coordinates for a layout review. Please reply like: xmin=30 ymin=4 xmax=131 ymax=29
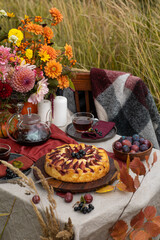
xmin=110 ymin=220 xmax=128 ymax=240
xmin=120 ymin=165 xmax=136 ymax=192
xmin=129 ymin=229 xmax=139 ymax=240
xmin=130 ymin=229 xmax=150 ymax=240
xmin=152 ymin=152 xmax=157 ymax=166
xmin=152 ymin=216 xmax=160 ymax=228
xmin=110 ymin=171 xmax=118 ymax=182
xmin=116 ymin=182 xmax=127 ymax=191
xmin=114 ymin=160 xmax=120 ymax=172
xmin=134 ymin=175 xmax=140 ymax=189
xmin=130 ymin=210 xmax=145 ymax=229
xmin=96 ymin=185 xmax=115 ymax=193
xmin=129 ymin=157 xmax=146 ymax=176
xmin=143 ymin=221 xmax=160 ymax=237
xmin=145 ymin=155 xmax=150 ymax=171
xmin=144 ymin=206 xmax=157 ymax=220
xmin=117 ymin=172 xmax=120 ymax=180
xmin=126 ymin=154 xmax=130 ymax=171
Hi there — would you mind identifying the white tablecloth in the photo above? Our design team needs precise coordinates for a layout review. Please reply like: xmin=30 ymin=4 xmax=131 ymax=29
xmin=1 ymin=133 xmax=160 ymax=240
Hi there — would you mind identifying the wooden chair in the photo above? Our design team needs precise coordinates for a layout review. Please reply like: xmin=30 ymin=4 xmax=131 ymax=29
xmin=72 ymin=71 xmax=92 ymax=112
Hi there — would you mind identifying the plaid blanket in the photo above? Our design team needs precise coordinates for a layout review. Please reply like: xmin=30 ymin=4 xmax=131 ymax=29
xmin=91 ymin=68 xmax=160 ymax=149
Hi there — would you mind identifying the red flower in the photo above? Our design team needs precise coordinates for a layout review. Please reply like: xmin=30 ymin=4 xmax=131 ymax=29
xmin=0 ymin=82 xmax=13 ymax=99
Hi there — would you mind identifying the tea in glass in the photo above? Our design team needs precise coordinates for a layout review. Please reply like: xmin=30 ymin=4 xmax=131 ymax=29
xmin=0 ymin=143 xmax=11 ymax=161
xmin=72 ymin=112 xmax=94 ymax=132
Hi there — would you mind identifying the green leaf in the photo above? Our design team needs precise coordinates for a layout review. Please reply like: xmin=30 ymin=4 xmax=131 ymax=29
xmin=69 ymin=78 xmax=75 ymax=91
xmin=12 ymin=160 xmax=24 ymax=169
xmin=80 ymin=195 xmax=86 ymax=203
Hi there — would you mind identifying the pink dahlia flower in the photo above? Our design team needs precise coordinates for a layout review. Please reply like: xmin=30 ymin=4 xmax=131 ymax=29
xmin=0 ymin=46 xmax=11 ymax=65
xmin=0 ymin=65 xmax=8 ymax=82
xmin=28 ymin=78 xmax=49 ymax=104
xmin=11 ymin=67 xmax=35 ymax=93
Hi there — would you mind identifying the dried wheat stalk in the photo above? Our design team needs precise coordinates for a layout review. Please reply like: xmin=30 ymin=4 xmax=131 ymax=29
xmin=0 ymin=160 xmax=74 ymax=240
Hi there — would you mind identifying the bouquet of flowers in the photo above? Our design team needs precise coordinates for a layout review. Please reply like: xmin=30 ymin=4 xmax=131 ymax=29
xmin=0 ymin=8 xmax=76 ymax=109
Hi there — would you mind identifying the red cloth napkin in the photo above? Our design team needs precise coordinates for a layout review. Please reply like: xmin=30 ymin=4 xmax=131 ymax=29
xmin=0 ymin=124 xmax=78 ymax=163
xmin=0 ymin=155 xmax=33 ymax=177
xmin=81 ymin=120 xmax=115 ymax=139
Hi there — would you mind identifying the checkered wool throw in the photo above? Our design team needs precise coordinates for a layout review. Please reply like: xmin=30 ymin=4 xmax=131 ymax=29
xmin=90 ymin=68 xmax=160 ymax=149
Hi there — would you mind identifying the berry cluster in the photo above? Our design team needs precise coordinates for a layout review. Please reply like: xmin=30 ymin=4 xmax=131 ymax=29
xmin=89 ymin=128 xmax=102 ymax=136
xmin=6 ymin=168 xmax=18 ymax=179
xmin=95 ymin=128 xmax=102 ymax=136
xmin=71 ymin=150 xmax=86 ymax=159
xmin=74 ymin=203 xmax=94 ymax=214
xmin=73 ymin=193 xmax=94 ymax=214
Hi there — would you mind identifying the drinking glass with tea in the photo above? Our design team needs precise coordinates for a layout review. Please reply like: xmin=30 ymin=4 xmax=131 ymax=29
xmin=0 ymin=143 xmax=11 ymax=161
xmin=72 ymin=112 xmax=94 ymax=132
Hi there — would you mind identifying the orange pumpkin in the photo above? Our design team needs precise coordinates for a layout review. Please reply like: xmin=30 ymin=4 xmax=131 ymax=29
xmin=0 ymin=110 xmax=18 ymax=138
xmin=21 ymin=102 xmax=38 ymax=115
xmin=0 ymin=110 xmax=10 ymax=138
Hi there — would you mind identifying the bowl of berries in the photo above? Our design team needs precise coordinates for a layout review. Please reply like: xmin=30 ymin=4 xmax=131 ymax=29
xmin=112 ymin=134 xmax=153 ymax=162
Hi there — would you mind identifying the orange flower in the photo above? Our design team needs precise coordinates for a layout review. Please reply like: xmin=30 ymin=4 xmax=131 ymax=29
xmin=64 ymin=44 xmax=73 ymax=60
xmin=57 ymin=75 xmax=69 ymax=89
xmin=44 ymin=60 xmax=62 ymax=79
xmin=34 ymin=16 xmax=43 ymax=22
xmin=43 ymin=26 xmax=54 ymax=40
xmin=49 ymin=8 xmax=63 ymax=26
xmin=25 ymin=23 xmax=43 ymax=35
xmin=40 ymin=45 xmax=57 ymax=59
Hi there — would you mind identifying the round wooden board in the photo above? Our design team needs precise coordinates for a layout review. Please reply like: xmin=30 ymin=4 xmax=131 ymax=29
xmin=33 ymin=156 xmax=117 ymax=193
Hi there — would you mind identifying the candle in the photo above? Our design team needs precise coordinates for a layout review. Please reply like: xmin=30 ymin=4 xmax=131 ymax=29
xmin=52 ymin=96 xmax=67 ymax=127
xmin=38 ymin=100 xmax=51 ymax=124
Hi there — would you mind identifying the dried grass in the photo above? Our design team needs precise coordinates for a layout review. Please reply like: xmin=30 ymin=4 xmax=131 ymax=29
xmin=0 ymin=160 xmax=74 ymax=240
xmin=0 ymin=160 xmax=38 ymax=194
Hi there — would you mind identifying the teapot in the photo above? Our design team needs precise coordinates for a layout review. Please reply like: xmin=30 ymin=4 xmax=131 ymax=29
xmin=7 ymin=103 xmax=51 ymax=146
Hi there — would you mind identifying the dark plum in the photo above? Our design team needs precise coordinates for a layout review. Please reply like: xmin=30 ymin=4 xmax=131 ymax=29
xmin=122 ymin=145 xmax=130 ymax=153
xmin=125 ymin=136 xmax=133 ymax=144
xmin=122 ymin=139 xmax=132 ymax=147
xmin=32 ymin=195 xmax=40 ymax=204
xmin=132 ymin=134 xmax=140 ymax=142
xmin=143 ymin=139 xmax=151 ymax=148
xmin=131 ymin=144 xmax=139 ymax=152
xmin=84 ymin=194 xmax=93 ymax=204
xmin=65 ymin=192 xmax=73 ymax=203
xmin=133 ymin=141 xmax=140 ymax=147
xmin=114 ymin=141 xmax=122 ymax=150
xmin=118 ymin=136 xmax=126 ymax=143
xmin=139 ymin=144 xmax=148 ymax=152
xmin=130 ymin=150 xmax=136 ymax=153
xmin=139 ymin=137 xmax=145 ymax=144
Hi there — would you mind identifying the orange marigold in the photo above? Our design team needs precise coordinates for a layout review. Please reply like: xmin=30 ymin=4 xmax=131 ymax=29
xmin=43 ymin=26 xmax=54 ymax=40
xmin=64 ymin=44 xmax=73 ymax=60
xmin=44 ymin=60 xmax=62 ymax=79
xmin=49 ymin=8 xmax=63 ymax=26
xmin=34 ymin=16 xmax=43 ymax=22
xmin=25 ymin=23 xmax=43 ymax=35
xmin=57 ymin=75 xmax=69 ymax=89
xmin=40 ymin=45 xmax=57 ymax=59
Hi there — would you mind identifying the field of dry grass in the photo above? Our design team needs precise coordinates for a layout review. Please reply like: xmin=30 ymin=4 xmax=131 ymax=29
xmin=1 ymin=0 xmax=160 ymax=109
